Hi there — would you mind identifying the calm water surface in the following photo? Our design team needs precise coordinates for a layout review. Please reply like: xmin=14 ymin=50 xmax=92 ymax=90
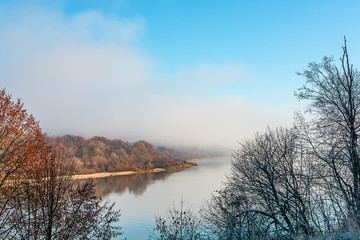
xmin=93 ymin=157 xmax=231 ymax=240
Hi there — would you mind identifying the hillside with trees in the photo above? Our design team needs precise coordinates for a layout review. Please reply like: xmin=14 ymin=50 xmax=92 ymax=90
xmin=53 ymin=135 xmax=200 ymax=175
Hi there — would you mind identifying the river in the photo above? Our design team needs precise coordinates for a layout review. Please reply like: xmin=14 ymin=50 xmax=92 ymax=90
xmin=92 ymin=157 xmax=231 ymax=239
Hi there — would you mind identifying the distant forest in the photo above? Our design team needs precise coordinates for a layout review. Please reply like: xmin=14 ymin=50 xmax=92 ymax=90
xmin=52 ymin=135 xmax=226 ymax=174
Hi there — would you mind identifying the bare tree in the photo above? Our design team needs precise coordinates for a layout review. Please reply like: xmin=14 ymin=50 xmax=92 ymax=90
xmin=150 ymin=199 xmax=204 ymax=240
xmin=202 ymin=127 xmax=320 ymax=239
xmin=200 ymin=38 xmax=360 ymax=239
xmin=202 ymin=187 xmax=269 ymax=240
xmin=295 ymin=37 xmax=360 ymax=227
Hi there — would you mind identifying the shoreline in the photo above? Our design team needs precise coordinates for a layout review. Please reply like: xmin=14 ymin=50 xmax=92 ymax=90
xmin=72 ymin=158 xmax=214 ymax=180
xmin=72 ymin=168 xmax=166 ymax=180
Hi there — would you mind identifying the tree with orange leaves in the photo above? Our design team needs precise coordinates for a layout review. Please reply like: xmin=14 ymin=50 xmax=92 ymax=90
xmin=0 ymin=89 xmax=45 ymax=224
xmin=8 ymin=142 xmax=121 ymax=239
xmin=0 ymin=90 xmax=122 ymax=239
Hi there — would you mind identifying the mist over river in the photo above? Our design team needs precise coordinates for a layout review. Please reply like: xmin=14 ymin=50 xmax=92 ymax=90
xmin=92 ymin=157 xmax=231 ymax=239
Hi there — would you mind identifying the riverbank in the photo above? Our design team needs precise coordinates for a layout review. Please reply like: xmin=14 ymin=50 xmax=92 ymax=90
xmin=73 ymin=168 xmax=166 ymax=180
xmin=73 ymin=160 xmax=199 ymax=180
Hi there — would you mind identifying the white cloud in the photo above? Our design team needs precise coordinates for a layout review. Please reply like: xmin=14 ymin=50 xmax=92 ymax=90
xmin=0 ymin=6 xmax=294 ymax=148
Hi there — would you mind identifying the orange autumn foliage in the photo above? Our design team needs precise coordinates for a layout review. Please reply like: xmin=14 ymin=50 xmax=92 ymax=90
xmin=54 ymin=136 xmax=197 ymax=174
xmin=0 ymin=89 xmax=45 ymax=204
xmin=0 ymin=90 xmax=121 ymax=239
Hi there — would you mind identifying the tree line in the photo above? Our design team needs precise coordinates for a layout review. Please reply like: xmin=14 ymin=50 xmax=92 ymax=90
xmin=53 ymin=135 xmax=198 ymax=174
xmin=151 ymin=38 xmax=360 ymax=239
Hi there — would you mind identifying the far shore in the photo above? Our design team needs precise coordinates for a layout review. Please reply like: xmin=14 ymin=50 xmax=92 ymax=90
xmin=72 ymin=168 xmax=166 ymax=180
xmin=72 ymin=157 xmax=221 ymax=180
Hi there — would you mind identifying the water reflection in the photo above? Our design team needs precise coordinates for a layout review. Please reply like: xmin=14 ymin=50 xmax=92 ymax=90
xmin=92 ymin=158 xmax=231 ymax=240
xmin=83 ymin=171 xmax=176 ymax=198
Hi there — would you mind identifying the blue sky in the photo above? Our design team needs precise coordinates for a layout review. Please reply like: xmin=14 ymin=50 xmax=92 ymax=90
xmin=1 ymin=0 xmax=360 ymax=147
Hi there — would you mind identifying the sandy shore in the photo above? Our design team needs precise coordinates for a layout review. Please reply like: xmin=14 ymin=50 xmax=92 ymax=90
xmin=72 ymin=168 xmax=166 ymax=180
